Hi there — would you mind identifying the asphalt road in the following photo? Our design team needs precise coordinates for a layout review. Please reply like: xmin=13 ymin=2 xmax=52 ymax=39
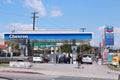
xmin=0 ymin=73 xmax=117 ymax=80
xmin=0 ymin=62 xmax=119 ymax=80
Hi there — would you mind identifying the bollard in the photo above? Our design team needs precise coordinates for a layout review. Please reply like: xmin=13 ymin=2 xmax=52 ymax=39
xmin=118 ymin=74 xmax=120 ymax=80
xmin=52 ymin=58 xmax=54 ymax=63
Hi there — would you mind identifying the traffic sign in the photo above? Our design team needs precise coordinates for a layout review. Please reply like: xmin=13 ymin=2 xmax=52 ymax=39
xmin=71 ymin=46 xmax=77 ymax=52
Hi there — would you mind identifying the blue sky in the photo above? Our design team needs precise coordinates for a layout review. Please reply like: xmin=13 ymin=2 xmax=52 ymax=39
xmin=0 ymin=0 xmax=120 ymax=48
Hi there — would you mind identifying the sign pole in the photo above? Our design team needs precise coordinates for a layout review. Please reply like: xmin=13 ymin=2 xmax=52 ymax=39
xmin=72 ymin=39 xmax=77 ymax=64
xmin=104 ymin=26 xmax=114 ymax=64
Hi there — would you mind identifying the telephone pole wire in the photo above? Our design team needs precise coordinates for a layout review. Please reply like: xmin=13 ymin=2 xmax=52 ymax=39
xmin=32 ymin=12 xmax=39 ymax=30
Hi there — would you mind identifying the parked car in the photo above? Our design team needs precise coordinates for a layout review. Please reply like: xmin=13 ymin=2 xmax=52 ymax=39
xmin=43 ymin=56 xmax=50 ymax=63
xmin=81 ymin=54 xmax=93 ymax=64
xmin=0 ymin=52 xmax=11 ymax=57
xmin=58 ymin=54 xmax=67 ymax=63
xmin=33 ymin=54 xmax=44 ymax=63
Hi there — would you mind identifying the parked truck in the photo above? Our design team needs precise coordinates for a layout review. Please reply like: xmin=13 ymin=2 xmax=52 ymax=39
xmin=0 ymin=52 xmax=32 ymax=63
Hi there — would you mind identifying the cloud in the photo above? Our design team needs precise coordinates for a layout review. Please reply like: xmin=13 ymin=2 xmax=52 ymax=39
xmin=114 ymin=34 xmax=120 ymax=49
xmin=90 ymin=25 xmax=109 ymax=47
xmin=90 ymin=40 xmax=98 ymax=47
xmin=0 ymin=23 xmax=46 ymax=39
xmin=99 ymin=25 xmax=120 ymax=34
xmin=50 ymin=7 xmax=63 ymax=17
xmin=99 ymin=25 xmax=106 ymax=31
xmin=24 ymin=0 xmax=46 ymax=16
xmin=4 ymin=22 xmax=49 ymax=32
xmin=24 ymin=0 xmax=63 ymax=17
xmin=4 ymin=0 xmax=12 ymax=4
xmin=6 ymin=23 xmax=34 ymax=31
xmin=92 ymin=25 xmax=120 ymax=49
xmin=114 ymin=26 xmax=120 ymax=34
xmin=0 ymin=33 xmax=4 ymax=39
xmin=97 ymin=25 xmax=119 ymax=35
xmin=90 ymin=32 xmax=101 ymax=47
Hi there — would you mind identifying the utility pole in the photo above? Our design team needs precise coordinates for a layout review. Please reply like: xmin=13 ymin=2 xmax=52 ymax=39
xmin=29 ymin=12 xmax=39 ymax=56
xmin=80 ymin=27 xmax=86 ymax=52
xmin=32 ymin=12 xmax=39 ymax=30
xmin=80 ymin=28 xmax=86 ymax=32
xmin=27 ymin=12 xmax=39 ymax=57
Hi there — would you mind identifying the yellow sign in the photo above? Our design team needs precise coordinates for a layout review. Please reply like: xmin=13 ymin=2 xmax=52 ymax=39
xmin=113 ymin=57 xmax=119 ymax=62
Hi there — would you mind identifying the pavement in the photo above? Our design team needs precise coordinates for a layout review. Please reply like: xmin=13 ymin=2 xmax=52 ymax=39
xmin=0 ymin=62 xmax=120 ymax=80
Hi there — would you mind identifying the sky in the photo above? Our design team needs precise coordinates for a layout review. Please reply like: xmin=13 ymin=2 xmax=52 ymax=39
xmin=0 ymin=0 xmax=120 ymax=48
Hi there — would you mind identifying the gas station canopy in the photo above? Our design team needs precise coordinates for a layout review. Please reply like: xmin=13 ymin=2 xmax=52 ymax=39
xmin=4 ymin=30 xmax=93 ymax=41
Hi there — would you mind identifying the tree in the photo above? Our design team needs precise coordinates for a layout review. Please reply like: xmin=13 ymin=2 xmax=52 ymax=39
xmin=60 ymin=44 xmax=72 ymax=53
xmin=0 ymin=48 xmax=2 ymax=53
xmin=77 ymin=44 xmax=92 ymax=54
xmin=6 ymin=40 xmax=20 ymax=52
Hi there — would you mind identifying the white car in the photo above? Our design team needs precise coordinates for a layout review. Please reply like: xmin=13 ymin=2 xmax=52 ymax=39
xmin=82 ymin=54 xmax=93 ymax=64
xmin=33 ymin=54 xmax=44 ymax=63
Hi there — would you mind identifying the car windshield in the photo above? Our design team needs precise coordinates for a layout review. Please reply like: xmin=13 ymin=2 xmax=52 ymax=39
xmin=34 ymin=54 xmax=40 ymax=57
xmin=83 ymin=55 xmax=91 ymax=58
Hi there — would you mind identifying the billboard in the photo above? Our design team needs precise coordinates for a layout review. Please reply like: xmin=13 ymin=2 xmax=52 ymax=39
xmin=107 ymin=53 xmax=113 ymax=62
xmin=105 ymin=26 xmax=114 ymax=46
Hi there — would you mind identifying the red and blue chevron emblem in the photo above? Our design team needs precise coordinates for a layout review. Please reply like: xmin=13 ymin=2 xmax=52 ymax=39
xmin=106 ymin=26 xmax=113 ymax=33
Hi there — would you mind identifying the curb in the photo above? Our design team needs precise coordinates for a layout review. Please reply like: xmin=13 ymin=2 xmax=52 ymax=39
xmin=0 ymin=70 xmax=44 ymax=75
xmin=107 ymin=64 xmax=120 ymax=71
xmin=0 ymin=77 xmax=13 ymax=80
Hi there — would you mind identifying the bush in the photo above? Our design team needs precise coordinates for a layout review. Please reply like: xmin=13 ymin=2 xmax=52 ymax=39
xmin=13 ymin=52 xmax=20 ymax=56
xmin=108 ymin=64 xmax=120 ymax=71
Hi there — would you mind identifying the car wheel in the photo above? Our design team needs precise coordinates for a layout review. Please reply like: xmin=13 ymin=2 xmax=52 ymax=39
xmin=81 ymin=62 xmax=83 ymax=64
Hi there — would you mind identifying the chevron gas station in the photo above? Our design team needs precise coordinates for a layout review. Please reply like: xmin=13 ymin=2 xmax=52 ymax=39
xmin=3 ymin=30 xmax=93 ymax=63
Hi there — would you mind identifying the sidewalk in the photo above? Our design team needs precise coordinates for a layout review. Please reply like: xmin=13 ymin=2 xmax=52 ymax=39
xmin=0 ymin=63 xmax=119 ymax=80
xmin=31 ymin=63 xmax=119 ymax=79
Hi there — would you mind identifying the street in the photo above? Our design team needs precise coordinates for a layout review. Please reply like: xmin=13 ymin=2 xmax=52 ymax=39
xmin=0 ymin=62 xmax=119 ymax=80
xmin=0 ymin=72 xmax=116 ymax=80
